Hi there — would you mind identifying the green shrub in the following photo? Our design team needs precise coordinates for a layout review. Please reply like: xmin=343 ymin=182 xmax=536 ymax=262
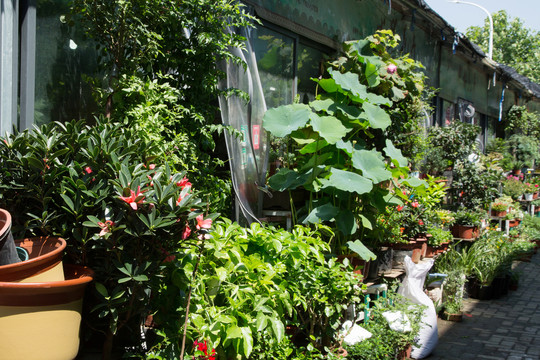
xmin=344 ymin=295 xmax=424 ymax=359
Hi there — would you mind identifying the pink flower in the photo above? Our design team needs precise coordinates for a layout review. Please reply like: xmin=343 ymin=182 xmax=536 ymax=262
xmin=411 ymin=201 xmax=419 ymax=208
xmin=182 ymin=224 xmax=191 ymax=239
xmin=97 ymin=220 xmax=114 ymax=236
xmin=535 ymin=184 xmax=539 ymax=188
xmin=387 ymin=64 xmax=397 ymax=74
xmin=84 ymin=167 xmax=92 ymax=174
xmin=176 ymin=192 xmax=187 ymax=206
xmin=149 ymin=164 xmax=156 ymax=170
xmin=196 ymin=214 xmax=212 ymax=230
xmin=119 ymin=186 xmax=145 ymax=210
xmin=176 ymin=176 xmax=192 ymax=189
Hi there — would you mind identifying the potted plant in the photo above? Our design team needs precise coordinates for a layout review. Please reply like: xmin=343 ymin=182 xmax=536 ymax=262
xmin=523 ymin=182 xmax=536 ymax=201
xmin=425 ymin=227 xmax=452 ymax=257
xmin=451 ymin=210 xmax=482 ymax=239
xmin=441 ymin=270 xmax=467 ymax=322
xmin=490 ymin=200 xmax=510 ymax=217
xmin=503 ymin=175 xmax=527 ymax=200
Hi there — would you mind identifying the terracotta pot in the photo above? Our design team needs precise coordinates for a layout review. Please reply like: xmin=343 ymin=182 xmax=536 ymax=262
xmin=391 ymin=241 xmax=422 ymax=263
xmin=533 ymin=192 xmax=539 ymax=200
xmin=490 ymin=210 xmax=507 ymax=217
xmin=0 ymin=209 xmax=20 ymax=266
xmin=415 ymin=237 xmax=428 ymax=259
xmin=451 ymin=225 xmax=478 ymax=240
xmin=0 ymin=237 xmax=66 ymax=282
xmin=424 ymin=245 xmax=437 ymax=258
xmin=397 ymin=344 xmax=412 ymax=360
xmin=508 ymin=219 xmax=521 ymax=228
xmin=0 ymin=264 xmax=94 ymax=360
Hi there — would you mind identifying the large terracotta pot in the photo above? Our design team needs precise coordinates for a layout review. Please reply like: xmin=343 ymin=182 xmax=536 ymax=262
xmin=0 ymin=264 xmax=93 ymax=360
xmin=0 ymin=237 xmax=66 ymax=282
xmin=451 ymin=225 xmax=478 ymax=240
xmin=0 ymin=209 xmax=19 ymax=265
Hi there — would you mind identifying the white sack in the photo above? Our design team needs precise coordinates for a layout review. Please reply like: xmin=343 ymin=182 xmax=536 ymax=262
xmin=340 ymin=320 xmax=372 ymax=346
xmin=397 ymin=256 xmax=438 ymax=359
xmin=382 ymin=310 xmax=412 ymax=332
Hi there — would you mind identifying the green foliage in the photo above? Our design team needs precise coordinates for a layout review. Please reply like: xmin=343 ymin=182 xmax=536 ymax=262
xmin=69 ymin=0 xmax=257 ymax=215
xmin=466 ymin=10 xmax=540 ymax=83
xmin=451 ymin=158 xmax=502 ymax=209
xmin=0 ymin=119 xmax=217 ymax=355
xmin=426 ymin=227 xmax=452 ymax=246
xmin=452 ymin=209 xmax=483 ymax=227
xmin=344 ymin=295 xmax=424 ymax=359
xmin=149 ymin=221 xmax=363 ymax=358
xmin=422 ymin=121 xmax=480 ymax=175
xmin=442 ymin=270 xmax=466 ymax=314
xmin=503 ymin=175 xmax=527 ymax=200
xmin=502 ymin=134 xmax=540 ymax=170
xmin=505 ymin=105 xmax=540 ymax=138
xmin=264 ymin=31 xmax=428 ymax=252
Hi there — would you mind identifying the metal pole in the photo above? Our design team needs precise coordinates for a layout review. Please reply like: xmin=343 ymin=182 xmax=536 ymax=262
xmin=448 ymin=0 xmax=493 ymax=60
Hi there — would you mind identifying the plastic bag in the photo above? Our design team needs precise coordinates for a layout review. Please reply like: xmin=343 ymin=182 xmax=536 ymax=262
xmin=397 ymin=256 xmax=438 ymax=359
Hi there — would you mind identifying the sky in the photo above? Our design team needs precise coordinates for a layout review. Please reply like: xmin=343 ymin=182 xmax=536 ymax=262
xmin=423 ymin=0 xmax=540 ymax=34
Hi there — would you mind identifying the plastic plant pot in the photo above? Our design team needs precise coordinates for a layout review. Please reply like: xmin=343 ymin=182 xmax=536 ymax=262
xmin=0 ymin=209 xmax=20 ymax=266
xmin=0 ymin=237 xmax=66 ymax=282
xmin=0 ymin=264 xmax=94 ymax=360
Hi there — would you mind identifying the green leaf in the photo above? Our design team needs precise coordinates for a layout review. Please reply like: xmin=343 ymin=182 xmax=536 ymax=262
xmin=329 ymin=69 xmax=368 ymax=99
xmin=240 ymin=327 xmax=253 ymax=358
xmin=325 ymin=168 xmax=372 ymax=194
xmin=309 ymin=114 xmax=350 ymax=145
xmin=299 ymin=138 xmax=329 ymax=154
xmin=336 ymin=209 xmax=358 ymax=235
xmin=347 ymin=240 xmax=377 ymax=261
xmin=270 ymin=317 xmax=285 ymax=343
xmin=60 ymin=194 xmax=76 ymax=212
xmin=95 ymin=282 xmax=108 ymax=297
xmin=263 ymin=104 xmax=311 ymax=137
xmin=268 ymin=168 xmax=308 ymax=191
xmin=256 ymin=313 xmax=268 ymax=332
xmin=315 ymin=78 xmax=338 ymax=93
xmin=399 ymin=177 xmax=427 ymax=189
xmin=361 ymin=103 xmax=391 ymax=130
xmin=303 ymin=203 xmax=340 ymax=224
xmin=359 ymin=214 xmax=373 ymax=230
xmin=383 ymin=139 xmax=408 ymax=167
xmin=351 ymin=149 xmax=392 ymax=183
xmin=310 ymin=98 xmax=335 ymax=114
xmin=365 ymin=62 xmax=380 ymax=87
xmin=226 ymin=325 xmax=242 ymax=339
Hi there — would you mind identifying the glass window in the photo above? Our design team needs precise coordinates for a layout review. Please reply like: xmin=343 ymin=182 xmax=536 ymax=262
xmin=251 ymin=27 xmax=295 ymax=109
xmin=35 ymin=0 xmax=98 ymax=125
xmin=297 ymin=43 xmax=325 ymax=104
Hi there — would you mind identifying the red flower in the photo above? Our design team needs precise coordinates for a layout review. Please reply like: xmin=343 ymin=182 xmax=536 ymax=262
xmin=418 ymin=219 xmax=424 ymax=226
xmin=176 ymin=176 xmax=192 ymax=189
xmin=119 ymin=186 xmax=145 ymax=210
xmin=97 ymin=220 xmax=114 ymax=236
xmin=182 ymin=224 xmax=192 ymax=240
xmin=396 ymin=205 xmax=404 ymax=211
xmin=85 ymin=166 xmax=92 ymax=174
xmin=176 ymin=192 xmax=187 ymax=206
xmin=196 ymin=214 xmax=212 ymax=230
xmin=411 ymin=201 xmax=419 ymax=208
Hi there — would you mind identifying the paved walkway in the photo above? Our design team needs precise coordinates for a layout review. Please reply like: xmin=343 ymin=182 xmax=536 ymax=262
xmin=428 ymin=252 xmax=540 ymax=360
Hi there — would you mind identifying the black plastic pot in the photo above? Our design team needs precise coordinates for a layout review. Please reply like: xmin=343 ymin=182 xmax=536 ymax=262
xmin=0 ymin=209 xmax=20 ymax=266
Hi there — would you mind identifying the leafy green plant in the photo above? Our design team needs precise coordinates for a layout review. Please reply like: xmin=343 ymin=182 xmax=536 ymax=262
xmin=423 ymin=121 xmax=480 ymax=174
xmin=0 ymin=119 xmax=218 ymax=357
xmin=426 ymin=227 xmax=452 ymax=246
xmin=149 ymin=221 xmax=363 ymax=358
xmin=264 ymin=31 xmax=427 ymax=254
xmin=505 ymin=105 xmax=540 ymax=138
xmin=442 ymin=270 xmax=467 ymax=314
xmin=344 ymin=295 xmax=424 ymax=359
xmin=503 ymin=175 xmax=527 ymax=200
xmin=452 ymin=209 xmax=483 ymax=227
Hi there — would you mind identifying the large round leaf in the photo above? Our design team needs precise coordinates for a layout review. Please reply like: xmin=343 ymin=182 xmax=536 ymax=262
xmin=383 ymin=139 xmax=408 ymax=167
xmin=361 ymin=102 xmax=391 ymax=130
xmin=268 ymin=168 xmax=308 ymax=191
xmin=310 ymin=113 xmax=350 ymax=145
xmin=263 ymin=104 xmax=311 ymax=137
xmin=325 ymin=168 xmax=372 ymax=194
xmin=329 ymin=69 xmax=368 ymax=99
xmin=351 ymin=149 xmax=392 ymax=183
xmin=303 ymin=202 xmax=340 ymax=224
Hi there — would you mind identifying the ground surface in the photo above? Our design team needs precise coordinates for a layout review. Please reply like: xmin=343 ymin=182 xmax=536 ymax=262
xmin=428 ymin=252 xmax=540 ymax=360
